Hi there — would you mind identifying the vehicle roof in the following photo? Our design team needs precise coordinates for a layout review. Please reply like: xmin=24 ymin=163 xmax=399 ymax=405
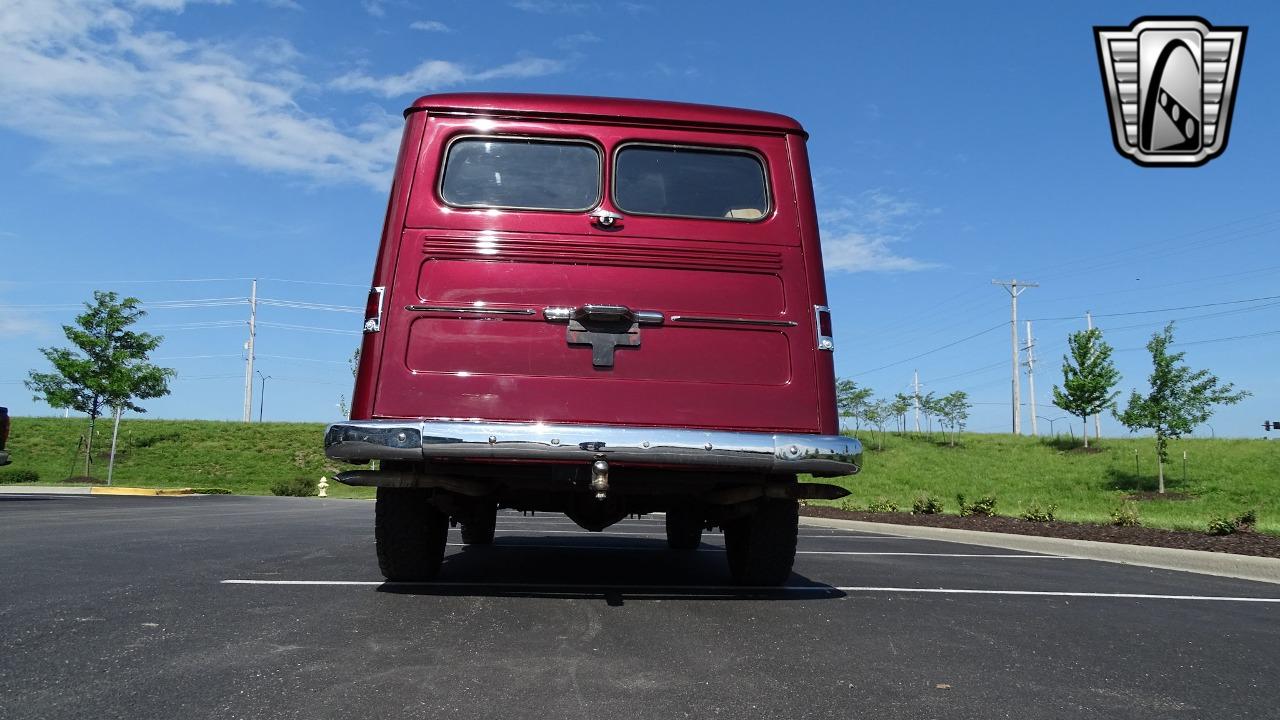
xmin=408 ymin=93 xmax=806 ymax=135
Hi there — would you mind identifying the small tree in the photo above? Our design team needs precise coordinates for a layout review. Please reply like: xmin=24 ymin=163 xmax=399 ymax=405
xmin=835 ymin=379 xmax=874 ymax=434
xmin=1051 ymin=328 xmax=1121 ymax=449
xmin=890 ymin=393 xmax=913 ymax=434
xmin=918 ymin=391 xmax=939 ymax=438
xmin=25 ymin=292 xmax=175 ymax=477
xmin=1115 ymin=323 xmax=1249 ymax=493
xmin=864 ymin=398 xmax=891 ymax=451
xmin=937 ymin=391 xmax=970 ymax=447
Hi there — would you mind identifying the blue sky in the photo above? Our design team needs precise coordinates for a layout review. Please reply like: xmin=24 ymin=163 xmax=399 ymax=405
xmin=0 ymin=0 xmax=1275 ymax=438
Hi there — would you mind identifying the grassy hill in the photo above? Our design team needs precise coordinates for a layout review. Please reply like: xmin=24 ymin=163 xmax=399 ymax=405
xmin=817 ymin=431 xmax=1278 ymax=534
xmin=1 ymin=417 xmax=1275 ymax=533
xmin=0 ymin=417 xmax=374 ymax=499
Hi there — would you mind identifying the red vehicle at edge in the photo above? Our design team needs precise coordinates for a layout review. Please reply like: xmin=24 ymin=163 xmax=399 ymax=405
xmin=326 ymin=93 xmax=861 ymax=585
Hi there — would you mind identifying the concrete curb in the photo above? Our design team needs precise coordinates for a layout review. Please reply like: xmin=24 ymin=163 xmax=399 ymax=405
xmin=0 ymin=486 xmax=92 ymax=495
xmin=801 ymin=516 xmax=1280 ymax=586
xmin=0 ymin=486 xmax=193 ymax=496
xmin=90 ymin=487 xmax=194 ymax=496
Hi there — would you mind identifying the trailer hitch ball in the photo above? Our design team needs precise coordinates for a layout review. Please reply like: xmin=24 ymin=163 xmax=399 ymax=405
xmin=590 ymin=459 xmax=609 ymax=500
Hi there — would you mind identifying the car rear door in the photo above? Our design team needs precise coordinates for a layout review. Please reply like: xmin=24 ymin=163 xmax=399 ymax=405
xmin=371 ymin=115 xmax=822 ymax=433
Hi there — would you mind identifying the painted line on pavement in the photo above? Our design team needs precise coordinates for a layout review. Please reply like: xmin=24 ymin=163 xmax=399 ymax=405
xmin=447 ymin=543 xmax=1066 ymax=558
xmin=491 ymin=529 xmax=920 ymax=539
xmin=218 ymin=579 xmax=1280 ymax=603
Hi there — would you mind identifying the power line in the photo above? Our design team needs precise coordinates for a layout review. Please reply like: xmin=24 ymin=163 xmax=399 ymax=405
xmin=257 ymin=354 xmax=350 ymax=365
xmin=1030 ymin=293 xmax=1280 ymax=323
xmin=257 ymin=298 xmax=362 ymax=313
xmin=258 ymin=321 xmax=361 ymax=336
xmin=851 ymin=322 xmax=1008 ymax=377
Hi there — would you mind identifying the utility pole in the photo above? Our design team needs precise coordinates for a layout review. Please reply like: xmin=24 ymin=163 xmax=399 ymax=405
xmin=912 ymin=370 xmax=922 ymax=433
xmin=992 ymin=279 xmax=1038 ymax=434
xmin=1024 ymin=320 xmax=1038 ymax=436
xmin=1086 ymin=310 xmax=1101 ymax=441
xmin=242 ymin=279 xmax=258 ymax=423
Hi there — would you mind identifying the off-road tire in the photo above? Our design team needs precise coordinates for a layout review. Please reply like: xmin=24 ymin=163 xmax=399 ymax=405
xmin=459 ymin=503 xmax=497 ymax=545
xmin=722 ymin=498 xmax=799 ymax=586
xmin=375 ymin=487 xmax=449 ymax=581
xmin=665 ymin=507 xmax=703 ymax=550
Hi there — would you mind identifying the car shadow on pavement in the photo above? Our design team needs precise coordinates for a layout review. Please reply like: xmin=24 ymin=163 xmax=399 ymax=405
xmin=375 ymin=537 xmax=844 ymax=604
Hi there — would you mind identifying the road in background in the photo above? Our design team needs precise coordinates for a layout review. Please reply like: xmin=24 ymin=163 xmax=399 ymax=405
xmin=2 ymin=496 xmax=1277 ymax=719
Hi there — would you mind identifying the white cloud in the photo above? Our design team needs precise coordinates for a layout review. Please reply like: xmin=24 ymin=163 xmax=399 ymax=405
xmin=554 ymin=31 xmax=600 ymax=50
xmin=0 ymin=312 xmax=48 ymax=337
xmin=510 ymin=0 xmax=594 ymax=14
xmin=818 ymin=190 xmax=938 ymax=273
xmin=361 ymin=0 xmax=385 ymax=17
xmin=0 ymin=0 xmax=402 ymax=188
xmin=331 ymin=56 xmax=564 ymax=98
xmin=259 ymin=0 xmax=303 ymax=10
xmin=409 ymin=19 xmax=451 ymax=32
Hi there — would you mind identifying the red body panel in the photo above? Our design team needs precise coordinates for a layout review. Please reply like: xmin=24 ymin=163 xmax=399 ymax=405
xmin=351 ymin=94 xmax=838 ymax=436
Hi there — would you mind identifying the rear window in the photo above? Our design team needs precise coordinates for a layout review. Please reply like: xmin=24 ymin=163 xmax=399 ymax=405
xmin=440 ymin=137 xmax=600 ymax=211
xmin=613 ymin=144 xmax=770 ymax=221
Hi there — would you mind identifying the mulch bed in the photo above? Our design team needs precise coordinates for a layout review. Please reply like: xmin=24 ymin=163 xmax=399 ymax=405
xmin=800 ymin=505 xmax=1280 ymax=559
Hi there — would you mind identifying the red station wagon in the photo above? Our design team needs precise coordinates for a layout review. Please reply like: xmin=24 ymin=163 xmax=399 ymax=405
xmin=325 ymin=93 xmax=861 ymax=585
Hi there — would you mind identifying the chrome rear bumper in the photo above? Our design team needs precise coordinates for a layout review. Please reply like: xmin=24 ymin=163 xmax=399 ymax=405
xmin=324 ymin=420 xmax=861 ymax=477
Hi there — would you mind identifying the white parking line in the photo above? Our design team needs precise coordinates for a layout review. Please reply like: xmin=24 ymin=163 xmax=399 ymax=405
xmin=490 ymin=529 xmax=919 ymax=539
xmin=447 ymin=543 xmax=1066 ymax=558
xmin=218 ymin=579 xmax=1280 ymax=603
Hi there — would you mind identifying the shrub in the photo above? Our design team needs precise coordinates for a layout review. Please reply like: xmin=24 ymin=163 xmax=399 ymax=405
xmin=912 ymin=493 xmax=944 ymax=515
xmin=867 ymin=498 xmax=900 ymax=513
xmin=1206 ymin=517 xmax=1238 ymax=536
xmin=957 ymin=494 xmax=997 ymax=517
xmin=1235 ymin=509 xmax=1258 ymax=530
xmin=1020 ymin=502 xmax=1058 ymax=523
xmin=270 ymin=477 xmax=317 ymax=497
xmin=1110 ymin=502 xmax=1141 ymax=527
xmin=191 ymin=487 xmax=232 ymax=495
xmin=0 ymin=468 xmax=40 ymax=484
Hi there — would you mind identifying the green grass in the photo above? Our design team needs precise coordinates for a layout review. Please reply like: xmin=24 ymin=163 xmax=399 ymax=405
xmin=3 ymin=418 xmax=1276 ymax=533
xmin=811 ymin=431 xmax=1280 ymax=535
xmin=1 ymin=417 xmax=374 ymax=499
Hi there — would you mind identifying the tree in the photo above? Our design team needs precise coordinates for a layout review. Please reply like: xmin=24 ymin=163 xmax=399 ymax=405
xmin=918 ymin=391 xmax=939 ymax=438
xmin=937 ymin=391 xmax=971 ymax=447
xmin=864 ymin=398 xmax=891 ymax=450
xmin=1050 ymin=328 xmax=1121 ymax=449
xmin=25 ymin=292 xmax=175 ymax=477
xmin=890 ymin=393 xmax=913 ymax=434
xmin=835 ymin=379 xmax=874 ymax=433
xmin=1115 ymin=323 xmax=1249 ymax=493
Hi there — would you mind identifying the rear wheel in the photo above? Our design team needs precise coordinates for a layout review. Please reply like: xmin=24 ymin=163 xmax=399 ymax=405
xmin=460 ymin=503 xmax=497 ymax=545
xmin=723 ymin=498 xmax=798 ymax=586
xmin=665 ymin=507 xmax=704 ymax=550
xmin=375 ymin=487 xmax=449 ymax=581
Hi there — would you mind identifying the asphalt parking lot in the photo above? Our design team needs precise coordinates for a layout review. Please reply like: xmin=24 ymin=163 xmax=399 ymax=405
xmin=2 ymin=495 xmax=1278 ymax=719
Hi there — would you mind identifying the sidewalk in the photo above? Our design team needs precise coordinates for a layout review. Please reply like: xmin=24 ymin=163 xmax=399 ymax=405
xmin=802 ymin=516 xmax=1280 ymax=585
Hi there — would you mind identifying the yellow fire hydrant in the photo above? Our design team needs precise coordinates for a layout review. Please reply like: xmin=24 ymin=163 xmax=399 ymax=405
xmin=318 ymin=476 xmax=329 ymax=498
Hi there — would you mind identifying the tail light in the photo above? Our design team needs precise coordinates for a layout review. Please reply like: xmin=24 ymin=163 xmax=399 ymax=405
xmin=814 ymin=305 xmax=834 ymax=351
xmin=363 ymin=286 xmax=385 ymax=333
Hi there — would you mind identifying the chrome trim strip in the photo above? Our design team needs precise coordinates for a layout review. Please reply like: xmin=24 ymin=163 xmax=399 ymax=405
xmin=669 ymin=315 xmax=797 ymax=328
xmin=325 ymin=420 xmax=861 ymax=477
xmin=405 ymin=305 xmax=535 ymax=316
xmin=544 ymin=307 xmax=664 ymax=325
